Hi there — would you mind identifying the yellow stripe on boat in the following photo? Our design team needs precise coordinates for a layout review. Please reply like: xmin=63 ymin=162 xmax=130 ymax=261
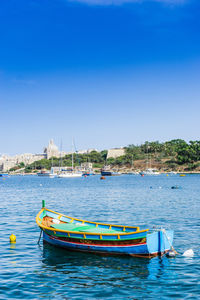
xmin=36 ymin=208 xmax=149 ymax=237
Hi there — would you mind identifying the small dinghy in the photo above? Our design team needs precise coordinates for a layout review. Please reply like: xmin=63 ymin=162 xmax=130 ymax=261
xmin=36 ymin=201 xmax=174 ymax=257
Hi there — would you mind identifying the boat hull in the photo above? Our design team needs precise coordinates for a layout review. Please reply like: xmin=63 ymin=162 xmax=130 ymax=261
xmin=101 ymin=171 xmax=112 ymax=176
xmin=58 ymin=173 xmax=82 ymax=178
xmin=43 ymin=229 xmax=173 ymax=257
xmin=37 ymin=173 xmax=50 ymax=176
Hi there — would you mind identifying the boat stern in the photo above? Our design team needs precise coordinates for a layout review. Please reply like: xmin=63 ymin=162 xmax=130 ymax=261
xmin=147 ymin=229 xmax=174 ymax=256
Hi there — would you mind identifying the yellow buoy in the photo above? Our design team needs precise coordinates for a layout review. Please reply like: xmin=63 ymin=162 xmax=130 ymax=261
xmin=10 ymin=234 xmax=16 ymax=243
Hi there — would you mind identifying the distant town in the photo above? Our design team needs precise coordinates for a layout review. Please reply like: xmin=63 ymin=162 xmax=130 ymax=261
xmin=0 ymin=139 xmax=125 ymax=173
xmin=1 ymin=139 xmax=200 ymax=174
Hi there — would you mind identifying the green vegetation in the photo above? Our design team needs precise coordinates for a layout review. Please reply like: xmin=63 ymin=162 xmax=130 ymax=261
xmin=11 ymin=139 xmax=200 ymax=173
xmin=9 ymin=162 xmax=25 ymax=172
xmin=126 ymin=139 xmax=200 ymax=165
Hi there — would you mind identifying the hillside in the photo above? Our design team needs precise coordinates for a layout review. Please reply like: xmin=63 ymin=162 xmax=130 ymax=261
xmin=10 ymin=139 xmax=200 ymax=174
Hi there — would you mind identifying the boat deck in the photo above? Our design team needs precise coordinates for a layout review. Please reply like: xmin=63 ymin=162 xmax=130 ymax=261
xmin=43 ymin=216 xmax=127 ymax=234
xmin=51 ymin=223 xmax=120 ymax=234
xmin=38 ymin=209 xmax=149 ymax=240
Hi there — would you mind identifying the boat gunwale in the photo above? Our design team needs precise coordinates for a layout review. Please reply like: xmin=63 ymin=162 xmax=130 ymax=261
xmin=36 ymin=208 xmax=149 ymax=237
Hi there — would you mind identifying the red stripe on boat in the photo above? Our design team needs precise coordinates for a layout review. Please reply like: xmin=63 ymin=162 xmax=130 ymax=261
xmin=48 ymin=235 xmax=147 ymax=247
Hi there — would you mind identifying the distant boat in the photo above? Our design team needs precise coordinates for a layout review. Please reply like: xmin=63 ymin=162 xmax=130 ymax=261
xmin=37 ymin=169 xmax=56 ymax=177
xmin=168 ymin=171 xmax=177 ymax=175
xmin=101 ymin=166 xmax=120 ymax=176
xmin=140 ymin=168 xmax=160 ymax=175
xmin=37 ymin=170 xmax=50 ymax=177
xmin=101 ymin=169 xmax=112 ymax=176
xmin=112 ymin=172 xmax=121 ymax=176
xmin=141 ymin=143 xmax=160 ymax=176
xmin=49 ymin=167 xmax=57 ymax=178
xmin=58 ymin=171 xmax=82 ymax=178
xmin=36 ymin=201 xmax=174 ymax=257
xmin=82 ymin=172 xmax=95 ymax=176
xmin=0 ymin=173 xmax=8 ymax=177
xmin=58 ymin=139 xmax=82 ymax=178
xmin=123 ymin=171 xmax=139 ymax=175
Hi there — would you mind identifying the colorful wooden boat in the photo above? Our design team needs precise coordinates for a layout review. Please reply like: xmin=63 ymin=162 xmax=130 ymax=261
xmin=36 ymin=201 xmax=174 ymax=258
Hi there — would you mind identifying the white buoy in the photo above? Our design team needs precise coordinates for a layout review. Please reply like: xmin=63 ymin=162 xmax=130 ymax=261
xmin=182 ymin=249 xmax=194 ymax=257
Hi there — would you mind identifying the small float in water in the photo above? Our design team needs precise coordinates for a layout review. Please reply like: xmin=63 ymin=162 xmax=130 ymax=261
xmin=182 ymin=249 xmax=194 ymax=257
xmin=171 ymin=185 xmax=181 ymax=189
xmin=36 ymin=201 xmax=174 ymax=258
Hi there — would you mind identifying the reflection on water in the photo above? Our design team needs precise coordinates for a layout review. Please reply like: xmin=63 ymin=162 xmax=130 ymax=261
xmin=42 ymin=242 xmax=151 ymax=277
xmin=42 ymin=242 xmax=178 ymax=282
xmin=9 ymin=243 xmax=16 ymax=250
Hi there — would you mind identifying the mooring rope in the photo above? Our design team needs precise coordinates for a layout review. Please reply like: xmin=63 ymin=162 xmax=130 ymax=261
xmin=161 ymin=228 xmax=179 ymax=255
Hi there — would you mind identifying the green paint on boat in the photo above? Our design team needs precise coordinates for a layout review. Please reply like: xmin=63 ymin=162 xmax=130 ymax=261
xmin=51 ymin=223 xmax=91 ymax=231
xmin=51 ymin=223 xmax=118 ymax=234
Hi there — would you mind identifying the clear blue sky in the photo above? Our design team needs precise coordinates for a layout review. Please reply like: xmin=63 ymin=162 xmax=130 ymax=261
xmin=0 ymin=0 xmax=200 ymax=155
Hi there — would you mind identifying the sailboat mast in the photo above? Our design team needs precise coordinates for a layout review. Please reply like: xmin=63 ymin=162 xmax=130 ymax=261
xmin=59 ymin=140 xmax=62 ymax=174
xmin=146 ymin=142 xmax=148 ymax=169
xmin=72 ymin=138 xmax=74 ymax=171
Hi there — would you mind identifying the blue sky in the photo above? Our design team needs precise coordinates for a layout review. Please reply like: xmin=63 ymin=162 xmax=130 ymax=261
xmin=0 ymin=0 xmax=200 ymax=155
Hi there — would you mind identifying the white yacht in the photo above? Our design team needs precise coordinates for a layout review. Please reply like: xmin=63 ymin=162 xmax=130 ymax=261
xmin=49 ymin=167 xmax=57 ymax=178
xmin=57 ymin=172 xmax=82 ymax=178
xmin=57 ymin=140 xmax=82 ymax=178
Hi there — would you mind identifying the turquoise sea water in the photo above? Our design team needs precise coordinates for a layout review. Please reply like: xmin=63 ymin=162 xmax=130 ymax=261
xmin=0 ymin=174 xmax=199 ymax=299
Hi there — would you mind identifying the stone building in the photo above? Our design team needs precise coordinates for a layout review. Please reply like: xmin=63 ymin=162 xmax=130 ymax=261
xmin=107 ymin=148 xmax=125 ymax=159
xmin=81 ymin=162 xmax=93 ymax=170
xmin=0 ymin=153 xmax=45 ymax=172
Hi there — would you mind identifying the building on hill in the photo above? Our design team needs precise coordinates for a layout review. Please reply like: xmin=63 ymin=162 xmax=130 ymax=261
xmin=77 ymin=149 xmax=99 ymax=154
xmin=44 ymin=139 xmax=60 ymax=159
xmin=0 ymin=139 xmax=98 ymax=172
xmin=81 ymin=162 xmax=93 ymax=170
xmin=107 ymin=148 xmax=125 ymax=159
xmin=0 ymin=139 xmax=59 ymax=172
xmin=0 ymin=153 xmax=45 ymax=172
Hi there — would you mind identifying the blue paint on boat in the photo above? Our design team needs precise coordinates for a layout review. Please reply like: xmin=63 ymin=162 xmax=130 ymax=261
xmin=43 ymin=229 xmax=173 ymax=257
xmin=43 ymin=232 xmax=149 ymax=255
xmin=37 ymin=207 xmax=174 ymax=257
xmin=147 ymin=230 xmax=174 ymax=254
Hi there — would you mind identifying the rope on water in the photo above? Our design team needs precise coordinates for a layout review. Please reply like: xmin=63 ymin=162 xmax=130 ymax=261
xmin=37 ymin=229 xmax=42 ymax=244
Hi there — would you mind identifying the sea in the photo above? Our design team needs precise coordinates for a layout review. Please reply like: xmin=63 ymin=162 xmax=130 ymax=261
xmin=0 ymin=174 xmax=199 ymax=299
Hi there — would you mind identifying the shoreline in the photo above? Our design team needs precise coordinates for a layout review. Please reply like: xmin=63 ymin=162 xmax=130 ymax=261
xmin=4 ymin=171 xmax=200 ymax=176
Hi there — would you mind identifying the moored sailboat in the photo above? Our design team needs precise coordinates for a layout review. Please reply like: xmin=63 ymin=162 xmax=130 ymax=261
xmin=58 ymin=140 xmax=82 ymax=178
